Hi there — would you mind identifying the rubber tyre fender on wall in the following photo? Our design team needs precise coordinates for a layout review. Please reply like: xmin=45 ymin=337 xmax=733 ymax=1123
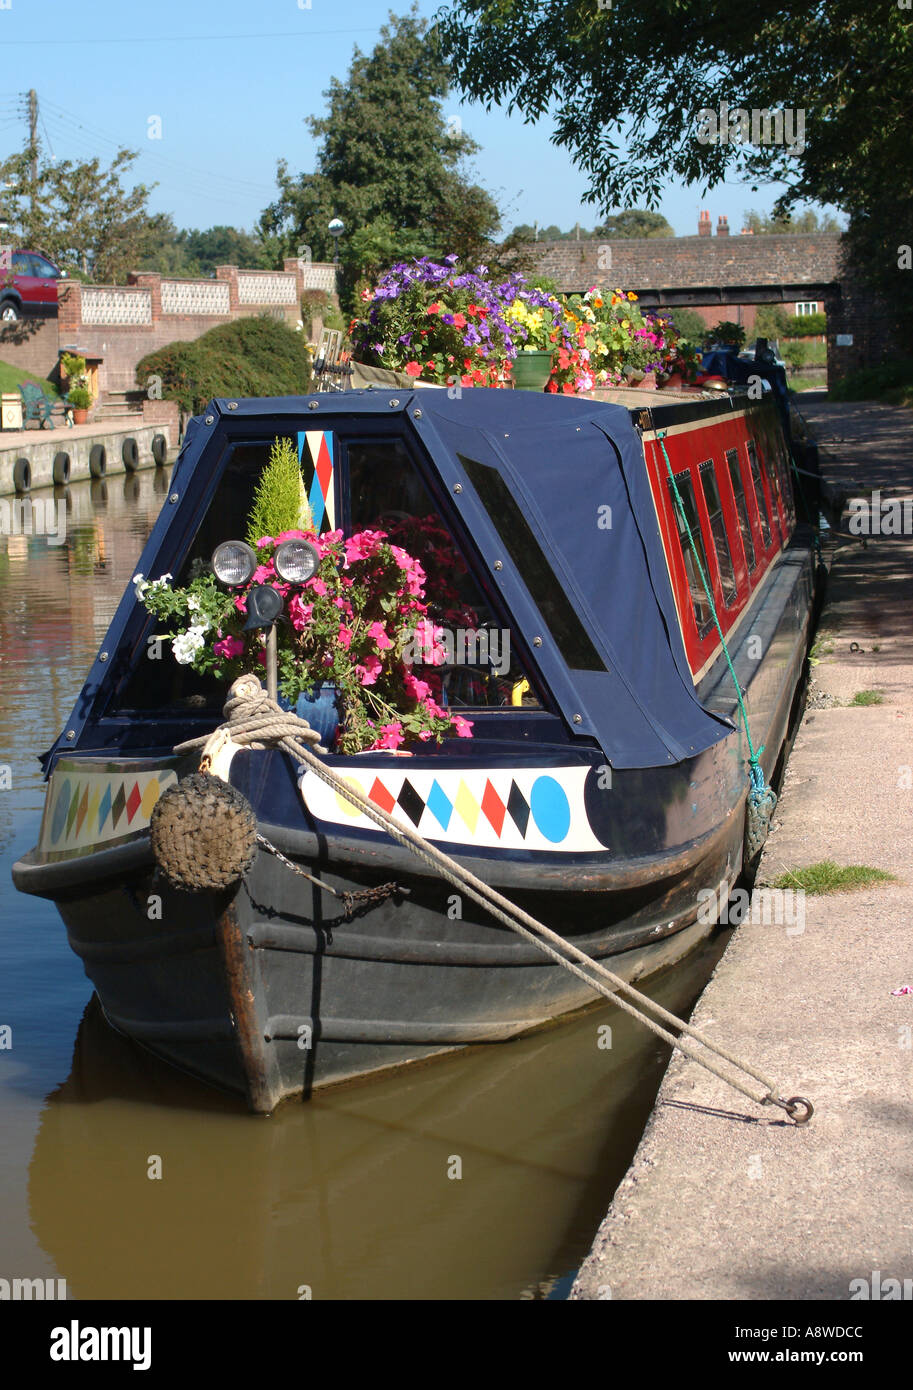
xmin=122 ymin=436 xmax=139 ymax=471
xmin=89 ymin=444 xmax=106 ymax=478
xmin=52 ymin=451 xmax=71 ymax=485
xmin=12 ymin=457 xmax=31 ymax=492
xmin=151 ymin=433 xmax=168 ymax=465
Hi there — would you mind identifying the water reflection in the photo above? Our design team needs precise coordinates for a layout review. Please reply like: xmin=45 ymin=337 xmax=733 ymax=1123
xmin=31 ymin=937 xmax=725 ymax=1302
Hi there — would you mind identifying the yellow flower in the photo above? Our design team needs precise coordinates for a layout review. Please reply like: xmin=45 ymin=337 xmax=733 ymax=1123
xmin=627 ymin=292 xmax=638 ymax=301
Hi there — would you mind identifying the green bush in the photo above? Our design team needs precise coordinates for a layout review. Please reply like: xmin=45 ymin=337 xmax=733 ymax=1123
xmin=246 ymin=436 xmax=314 ymax=546
xmin=136 ymin=315 xmax=312 ymax=415
xmin=753 ymin=305 xmax=790 ymax=341
xmin=782 ymin=340 xmax=809 ymax=370
xmin=705 ymin=320 xmax=746 ymax=350
xmin=782 ymin=311 xmax=827 ymax=338
xmin=664 ymin=307 xmax=707 ymax=344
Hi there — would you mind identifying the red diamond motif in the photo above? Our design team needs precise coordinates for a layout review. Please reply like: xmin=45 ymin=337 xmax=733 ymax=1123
xmin=125 ymin=781 xmax=143 ymax=824
xmin=480 ymin=779 xmax=506 ymax=836
xmin=314 ymin=435 xmax=333 ymax=498
xmin=369 ymin=777 xmax=396 ymax=814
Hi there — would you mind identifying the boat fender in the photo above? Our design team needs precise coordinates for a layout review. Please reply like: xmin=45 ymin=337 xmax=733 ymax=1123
xmin=744 ymin=784 xmax=778 ymax=866
xmin=149 ymin=771 xmax=258 ymax=892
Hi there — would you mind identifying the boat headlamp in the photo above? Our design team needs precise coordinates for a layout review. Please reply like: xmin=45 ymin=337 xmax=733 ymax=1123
xmin=274 ymin=538 xmax=320 ymax=585
xmin=212 ymin=540 xmax=257 ymax=587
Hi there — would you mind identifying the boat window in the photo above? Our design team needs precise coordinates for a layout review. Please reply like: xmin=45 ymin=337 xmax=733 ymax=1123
xmin=725 ymin=447 xmax=757 ymax=573
xmin=698 ymin=459 xmax=738 ymax=607
xmin=667 ymin=468 xmax=713 ymax=636
xmin=746 ymin=440 xmax=772 ymax=547
xmin=456 ymin=452 xmax=608 ymax=673
xmin=346 ymin=439 xmax=542 ymax=709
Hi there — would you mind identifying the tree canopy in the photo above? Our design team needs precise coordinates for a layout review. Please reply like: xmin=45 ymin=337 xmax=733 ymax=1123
xmin=511 ymin=210 xmax=674 ymax=240
xmin=743 ymin=208 xmax=841 ymax=235
xmin=260 ymin=5 xmax=502 ymax=308
xmin=0 ymin=141 xmax=159 ymax=282
xmin=435 ymin=2 xmax=911 ymax=218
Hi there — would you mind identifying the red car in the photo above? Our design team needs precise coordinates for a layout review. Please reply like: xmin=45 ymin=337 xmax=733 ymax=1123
xmin=0 ymin=249 xmax=65 ymax=321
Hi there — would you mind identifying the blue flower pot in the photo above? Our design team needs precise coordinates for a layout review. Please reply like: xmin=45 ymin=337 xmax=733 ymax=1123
xmin=293 ymin=682 xmax=340 ymax=746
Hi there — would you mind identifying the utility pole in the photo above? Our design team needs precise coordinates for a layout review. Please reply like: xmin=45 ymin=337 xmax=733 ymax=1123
xmin=28 ymin=89 xmax=38 ymax=217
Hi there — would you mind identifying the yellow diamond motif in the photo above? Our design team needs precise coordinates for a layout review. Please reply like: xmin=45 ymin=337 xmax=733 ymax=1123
xmin=140 ymin=777 xmax=161 ymax=821
xmin=454 ymin=779 xmax=479 ymax=834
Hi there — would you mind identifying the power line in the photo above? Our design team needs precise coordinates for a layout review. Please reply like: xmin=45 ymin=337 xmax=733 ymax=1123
xmin=0 ymin=26 xmax=376 ymax=47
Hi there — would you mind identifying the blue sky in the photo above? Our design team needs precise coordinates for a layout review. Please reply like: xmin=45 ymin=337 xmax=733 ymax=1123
xmin=0 ymin=0 xmax=839 ymax=241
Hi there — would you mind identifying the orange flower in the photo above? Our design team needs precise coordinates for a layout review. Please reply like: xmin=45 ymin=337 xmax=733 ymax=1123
xmin=593 ymin=297 xmax=604 ymax=308
xmin=627 ymin=292 xmax=638 ymax=301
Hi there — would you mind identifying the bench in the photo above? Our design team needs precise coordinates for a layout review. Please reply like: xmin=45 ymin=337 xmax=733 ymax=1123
xmin=19 ymin=382 xmax=73 ymax=429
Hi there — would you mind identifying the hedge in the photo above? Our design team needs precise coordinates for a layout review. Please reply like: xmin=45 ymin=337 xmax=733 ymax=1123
xmin=136 ymin=315 xmax=313 ymax=415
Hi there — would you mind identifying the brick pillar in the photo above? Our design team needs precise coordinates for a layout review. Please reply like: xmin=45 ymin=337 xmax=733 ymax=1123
xmin=128 ymin=271 xmax=162 ymax=323
xmin=698 ymin=210 xmax=712 ymax=237
xmin=717 ymin=215 xmax=730 ymax=236
xmin=215 ymin=265 xmax=240 ymax=312
xmin=284 ymin=256 xmax=305 ymax=298
xmin=57 ymin=280 xmax=82 ymax=337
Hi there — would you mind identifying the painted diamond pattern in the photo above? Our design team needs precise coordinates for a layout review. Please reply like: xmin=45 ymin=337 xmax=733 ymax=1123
xmin=425 ymin=780 xmax=453 ymax=831
xmin=396 ymin=779 xmax=425 ymax=827
xmin=369 ymin=777 xmax=396 ymax=814
xmin=74 ymin=785 xmax=90 ymax=839
xmin=480 ymin=779 xmax=506 ymax=836
xmin=507 ymin=781 xmax=530 ymax=837
xmin=66 ymin=783 xmax=83 ymax=838
xmin=110 ymin=783 xmax=127 ymax=831
xmin=97 ymin=783 xmax=112 ymax=833
xmin=126 ymin=781 xmax=142 ymax=825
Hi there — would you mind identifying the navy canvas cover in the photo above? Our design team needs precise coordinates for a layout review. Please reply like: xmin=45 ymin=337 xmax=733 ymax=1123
xmin=408 ymin=390 xmax=732 ymax=767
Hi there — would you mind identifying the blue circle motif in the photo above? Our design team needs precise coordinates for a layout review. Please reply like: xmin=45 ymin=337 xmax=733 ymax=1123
xmin=51 ymin=779 xmax=72 ymax=844
xmin=530 ymin=776 xmax=571 ymax=843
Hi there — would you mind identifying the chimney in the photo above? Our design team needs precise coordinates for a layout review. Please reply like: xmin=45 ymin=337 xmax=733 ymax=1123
xmin=717 ymin=215 xmax=730 ymax=236
xmin=698 ymin=210 xmax=712 ymax=238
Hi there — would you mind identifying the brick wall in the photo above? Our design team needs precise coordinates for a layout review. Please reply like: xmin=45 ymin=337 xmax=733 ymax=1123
xmin=0 ymin=316 xmax=62 ymax=382
xmin=532 ymin=234 xmax=842 ymax=293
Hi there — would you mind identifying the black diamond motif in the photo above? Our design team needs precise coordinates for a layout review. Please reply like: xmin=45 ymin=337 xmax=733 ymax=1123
xmin=396 ymin=779 xmax=425 ymax=827
xmin=506 ymin=781 xmax=530 ymax=837
xmin=111 ymin=782 xmax=127 ymax=830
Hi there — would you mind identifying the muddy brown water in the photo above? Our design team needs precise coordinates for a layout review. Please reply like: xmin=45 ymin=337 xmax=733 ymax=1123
xmin=0 ymin=469 xmax=728 ymax=1300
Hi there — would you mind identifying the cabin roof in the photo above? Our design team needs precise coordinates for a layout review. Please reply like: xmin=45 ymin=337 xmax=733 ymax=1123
xmin=53 ymin=389 xmax=733 ymax=771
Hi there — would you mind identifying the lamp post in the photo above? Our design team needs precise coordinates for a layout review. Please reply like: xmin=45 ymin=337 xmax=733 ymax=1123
xmin=328 ymin=217 xmax=344 ymax=266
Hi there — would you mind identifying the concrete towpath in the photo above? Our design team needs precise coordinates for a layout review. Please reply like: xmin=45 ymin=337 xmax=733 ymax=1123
xmin=572 ymin=392 xmax=913 ymax=1301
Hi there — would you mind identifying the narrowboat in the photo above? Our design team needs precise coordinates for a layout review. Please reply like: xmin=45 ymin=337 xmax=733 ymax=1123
xmin=12 ymin=384 xmax=821 ymax=1112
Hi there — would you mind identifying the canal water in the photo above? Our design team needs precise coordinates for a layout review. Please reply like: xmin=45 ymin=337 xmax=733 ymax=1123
xmin=0 ymin=470 xmax=729 ymax=1300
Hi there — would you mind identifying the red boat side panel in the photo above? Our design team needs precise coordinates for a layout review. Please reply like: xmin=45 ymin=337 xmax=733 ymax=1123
xmin=643 ymin=404 xmax=796 ymax=679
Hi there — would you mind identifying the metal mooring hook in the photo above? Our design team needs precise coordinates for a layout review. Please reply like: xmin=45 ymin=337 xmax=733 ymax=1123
xmin=765 ymin=1094 xmax=815 ymax=1125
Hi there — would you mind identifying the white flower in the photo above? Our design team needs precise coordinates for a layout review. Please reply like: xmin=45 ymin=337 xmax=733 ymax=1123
xmin=172 ymin=624 xmax=207 ymax=665
xmin=148 ymin=573 xmax=173 ymax=594
xmin=132 ymin=573 xmax=149 ymax=600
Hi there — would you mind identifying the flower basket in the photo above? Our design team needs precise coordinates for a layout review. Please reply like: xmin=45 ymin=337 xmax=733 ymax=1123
xmin=511 ymin=350 xmax=554 ymax=391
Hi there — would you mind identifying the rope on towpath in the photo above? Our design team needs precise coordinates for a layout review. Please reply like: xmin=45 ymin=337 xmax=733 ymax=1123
xmin=172 ymin=675 xmax=813 ymax=1125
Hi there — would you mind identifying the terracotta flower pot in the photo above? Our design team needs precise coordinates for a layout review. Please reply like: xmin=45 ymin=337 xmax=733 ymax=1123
xmin=73 ymin=408 xmax=88 ymax=425
xmin=661 ymin=372 xmax=684 ymax=389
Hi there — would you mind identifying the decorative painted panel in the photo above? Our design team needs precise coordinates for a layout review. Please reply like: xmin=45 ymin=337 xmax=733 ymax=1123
xmin=81 ymin=289 xmax=153 ymax=325
xmin=38 ymin=762 xmax=178 ymax=858
xmin=237 ymin=273 xmax=297 ymax=305
xmin=161 ymin=281 xmax=230 ymax=316
xmin=298 ymin=430 xmax=335 ymax=531
xmin=299 ymin=765 xmax=604 ymax=852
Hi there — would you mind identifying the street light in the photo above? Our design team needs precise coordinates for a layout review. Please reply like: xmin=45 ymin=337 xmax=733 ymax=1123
xmin=328 ymin=217 xmax=344 ymax=266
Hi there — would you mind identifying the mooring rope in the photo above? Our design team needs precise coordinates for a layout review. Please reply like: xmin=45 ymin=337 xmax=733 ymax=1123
xmin=177 ymin=676 xmax=812 ymax=1124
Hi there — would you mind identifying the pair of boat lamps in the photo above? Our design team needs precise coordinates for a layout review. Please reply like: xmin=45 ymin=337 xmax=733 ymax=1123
xmin=211 ymin=538 xmax=320 ymax=630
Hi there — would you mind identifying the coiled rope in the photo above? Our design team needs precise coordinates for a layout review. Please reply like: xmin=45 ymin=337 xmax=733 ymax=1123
xmin=174 ymin=675 xmax=812 ymax=1124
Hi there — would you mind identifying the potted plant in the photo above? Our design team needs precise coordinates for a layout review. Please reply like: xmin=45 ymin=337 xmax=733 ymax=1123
xmin=503 ymin=290 xmax=575 ymax=390
xmin=135 ymin=436 xmax=473 ymax=754
xmin=67 ymin=384 xmax=92 ymax=424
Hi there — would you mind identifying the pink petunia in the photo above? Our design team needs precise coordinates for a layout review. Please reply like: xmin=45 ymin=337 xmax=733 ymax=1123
xmin=451 ymin=715 xmax=474 ymax=738
xmin=306 ymin=577 xmax=328 ymax=596
xmin=373 ymin=721 xmax=405 ymax=750
xmin=404 ymin=671 xmax=431 ymax=701
xmin=337 ymin=624 xmax=353 ymax=649
xmin=367 ymin=620 xmax=393 ymax=650
xmin=288 ymin=595 xmax=314 ymax=631
xmin=213 ymin=635 xmax=245 ymax=660
xmin=355 ymin=654 xmax=382 ymax=686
